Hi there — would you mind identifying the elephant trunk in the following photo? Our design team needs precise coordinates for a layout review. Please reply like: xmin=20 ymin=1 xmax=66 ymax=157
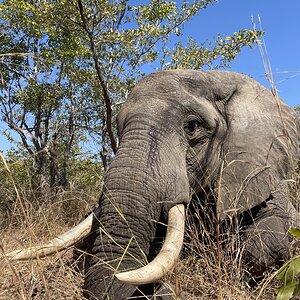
xmin=83 ymin=127 xmax=189 ymax=298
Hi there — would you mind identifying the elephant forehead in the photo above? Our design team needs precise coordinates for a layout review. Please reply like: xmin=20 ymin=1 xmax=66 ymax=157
xmin=122 ymin=71 xmax=239 ymax=121
xmin=118 ymin=96 xmax=185 ymax=132
xmin=128 ymin=72 xmax=181 ymax=100
xmin=128 ymin=70 xmax=240 ymax=103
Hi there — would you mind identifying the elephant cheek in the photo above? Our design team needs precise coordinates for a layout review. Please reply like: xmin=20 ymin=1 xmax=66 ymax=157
xmin=186 ymin=140 xmax=223 ymax=192
xmin=158 ymin=147 xmax=190 ymax=211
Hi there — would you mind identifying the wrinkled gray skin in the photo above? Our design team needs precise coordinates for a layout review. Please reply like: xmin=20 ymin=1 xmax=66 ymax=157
xmin=78 ymin=70 xmax=299 ymax=300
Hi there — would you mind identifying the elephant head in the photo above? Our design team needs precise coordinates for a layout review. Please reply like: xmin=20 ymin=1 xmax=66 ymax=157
xmin=6 ymin=70 xmax=299 ymax=299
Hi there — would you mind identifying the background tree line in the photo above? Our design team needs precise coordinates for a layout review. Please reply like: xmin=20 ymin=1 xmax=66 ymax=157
xmin=0 ymin=0 xmax=263 ymax=198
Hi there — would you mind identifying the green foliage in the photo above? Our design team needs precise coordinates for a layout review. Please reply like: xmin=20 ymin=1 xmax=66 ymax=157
xmin=168 ymin=29 xmax=262 ymax=69
xmin=68 ymin=158 xmax=103 ymax=191
xmin=0 ymin=151 xmax=102 ymax=225
xmin=15 ymin=81 xmax=65 ymax=112
xmin=276 ymin=228 xmax=300 ymax=300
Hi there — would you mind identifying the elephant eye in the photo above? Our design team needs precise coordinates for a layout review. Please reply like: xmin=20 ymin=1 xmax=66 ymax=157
xmin=184 ymin=119 xmax=201 ymax=135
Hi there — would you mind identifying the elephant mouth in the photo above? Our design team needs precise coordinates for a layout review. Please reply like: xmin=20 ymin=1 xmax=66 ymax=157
xmin=4 ymin=204 xmax=185 ymax=285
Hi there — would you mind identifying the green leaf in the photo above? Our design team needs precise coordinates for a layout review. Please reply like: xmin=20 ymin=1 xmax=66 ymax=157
xmin=277 ymin=257 xmax=300 ymax=281
xmin=276 ymin=280 xmax=300 ymax=300
xmin=276 ymin=257 xmax=300 ymax=300
xmin=289 ymin=228 xmax=300 ymax=238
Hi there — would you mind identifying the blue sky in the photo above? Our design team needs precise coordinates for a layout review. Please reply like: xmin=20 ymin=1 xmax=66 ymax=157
xmin=1 ymin=0 xmax=299 ymax=153
xmin=183 ymin=0 xmax=300 ymax=107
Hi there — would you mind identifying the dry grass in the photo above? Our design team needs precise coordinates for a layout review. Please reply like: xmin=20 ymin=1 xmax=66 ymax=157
xmin=0 ymin=246 xmax=83 ymax=299
xmin=161 ymin=208 xmax=297 ymax=300
xmin=0 ymin=189 xmax=98 ymax=300
xmin=0 ymin=206 xmax=282 ymax=300
xmin=0 ymin=153 xmax=99 ymax=299
xmin=0 ymin=150 xmax=299 ymax=299
xmin=1 ymin=195 xmax=299 ymax=300
xmin=165 ymin=234 xmax=299 ymax=300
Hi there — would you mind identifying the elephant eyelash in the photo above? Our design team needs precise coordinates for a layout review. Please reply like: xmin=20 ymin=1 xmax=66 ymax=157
xmin=184 ymin=116 xmax=212 ymax=137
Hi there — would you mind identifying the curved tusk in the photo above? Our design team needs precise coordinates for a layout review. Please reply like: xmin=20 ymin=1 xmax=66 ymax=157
xmin=115 ymin=204 xmax=185 ymax=285
xmin=4 ymin=207 xmax=100 ymax=261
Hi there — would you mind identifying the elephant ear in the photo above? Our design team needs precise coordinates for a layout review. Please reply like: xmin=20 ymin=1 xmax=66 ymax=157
xmin=217 ymin=73 xmax=299 ymax=220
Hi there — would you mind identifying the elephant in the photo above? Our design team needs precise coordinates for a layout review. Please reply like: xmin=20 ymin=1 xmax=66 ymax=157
xmin=5 ymin=70 xmax=300 ymax=300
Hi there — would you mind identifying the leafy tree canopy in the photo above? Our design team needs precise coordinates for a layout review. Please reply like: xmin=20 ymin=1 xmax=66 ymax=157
xmin=0 ymin=0 xmax=263 ymax=190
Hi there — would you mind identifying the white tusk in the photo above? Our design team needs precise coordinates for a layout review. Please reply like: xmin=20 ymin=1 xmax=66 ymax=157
xmin=4 ymin=207 xmax=100 ymax=260
xmin=115 ymin=204 xmax=185 ymax=285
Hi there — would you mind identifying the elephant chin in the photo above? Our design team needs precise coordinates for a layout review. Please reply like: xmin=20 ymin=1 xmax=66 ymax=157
xmin=3 ymin=204 xmax=185 ymax=284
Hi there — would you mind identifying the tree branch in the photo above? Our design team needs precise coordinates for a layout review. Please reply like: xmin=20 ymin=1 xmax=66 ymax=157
xmin=4 ymin=119 xmax=34 ymax=156
xmin=77 ymin=0 xmax=117 ymax=154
